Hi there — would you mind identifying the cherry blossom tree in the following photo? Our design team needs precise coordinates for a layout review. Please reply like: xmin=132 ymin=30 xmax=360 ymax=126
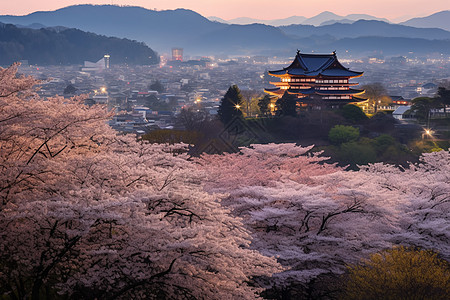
xmin=199 ymin=144 xmax=450 ymax=298
xmin=198 ymin=145 xmax=400 ymax=298
xmin=359 ymin=151 xmax=450 ymax=260
xmin=0 ymin=64 xmax=282 ymax=300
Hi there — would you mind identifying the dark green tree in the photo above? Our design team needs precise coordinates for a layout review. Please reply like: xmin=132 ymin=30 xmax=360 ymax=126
xmin=217 ymin=85 xmax=244 ymax=125
xmin=342 ymin=104 xmax=368 ymax=123
xmin=411 ymin=97 xmax=438 ymax=123
xmin=435 ymin=87 xmax=450 ymax=116
xmin=276 ymin=91 xmax=297 ymax=117
xmin=258 ymin=95 xmax=272 ymax=117
xmin=329 ymin=125 xmax=359 ymax=145
xmin=149 ymin=80 xmax=165 ymax=93
xmin=63 ymin=84 xmax=77 ymax=95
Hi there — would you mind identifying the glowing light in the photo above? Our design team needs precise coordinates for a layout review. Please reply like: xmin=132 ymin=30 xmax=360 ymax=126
xmin=101 ymin=87 xmax=107 ymax=93
xmin=235 ymin=104 xmax=241 ymax=109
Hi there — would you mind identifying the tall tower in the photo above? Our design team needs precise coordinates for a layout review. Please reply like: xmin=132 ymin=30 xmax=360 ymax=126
xmin=171 ymin=48 xmax=183 ymax=61
xmin=104 ymin=54 xmax=110 ymax=69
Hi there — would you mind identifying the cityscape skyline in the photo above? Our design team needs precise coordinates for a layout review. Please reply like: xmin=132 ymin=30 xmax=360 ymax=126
xmin=1 ymin=0 xmax=449 ymax=22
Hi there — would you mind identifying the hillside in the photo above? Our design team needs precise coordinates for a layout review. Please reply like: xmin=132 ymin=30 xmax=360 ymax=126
xmin=280 ymin=20 xmax=450 ymax=40
xmin=401 ymin=10 xmax=450 ymax=31
xmin=1 ymin=5 xmax=450 ymax=57
xmin=0 ymin=5 xmax=226 ymax=53
xmin=209 ymin=11 xmax=388 ymax=26
xmin=0 ymin=23 xmax=159 ymax=66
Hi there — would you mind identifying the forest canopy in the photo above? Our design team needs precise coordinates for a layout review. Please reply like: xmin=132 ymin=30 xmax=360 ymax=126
xmin=0 ymin=23 xmax=159 ymax=65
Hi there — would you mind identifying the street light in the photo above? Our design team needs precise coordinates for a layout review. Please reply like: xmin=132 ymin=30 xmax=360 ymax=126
xmin=235 ymin=104 xmax=241 ymax=109
xmin=423 ymin=128 xmax=433 ymax=139
xmin=270 ymin=103 xmax=275 ymax=115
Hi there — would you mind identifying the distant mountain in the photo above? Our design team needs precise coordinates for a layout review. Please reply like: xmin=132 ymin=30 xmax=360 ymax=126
xmin=227 ymin=17 xmax=266 ymax=25
xmin=191 ymin=23 xmax=296 ymax=54
xmin=280 ymin=20 xmax=450 ymax=40
xmin=223 ymin=16 xmax=308 ymax=26
xmin=0 ymin=22 xmax=158 ymax=65
xmin=301 ymin=11 xmax=341 ymax=26
xmin=320 ymin=19 xmax=354 ymax=26
xmin=268 ymin=16 xmax=308 ymax=27
xmin=319 ymin=14 xmax=392 ymax=26
xmin=401 ymin=10 xmax=450 ymax=31
xmin=345 ymin=14 xmax=390 ymax=23
xmin=208 ymin=12 xmax=386 ymax=26
xmin=207 ymin=16 xmax=229 ymax=24
xmin=0 ymin=5 xmax=226 ymax=53
xmin=330 ymin=36 xmax=450 ymax=57
xmin=301 ymin=11 xmax=389 ymax=26
xmin=1 ymin=5 xmax=449 ymax=58
xmin=15 ymin=23 xmax=47 ymax=29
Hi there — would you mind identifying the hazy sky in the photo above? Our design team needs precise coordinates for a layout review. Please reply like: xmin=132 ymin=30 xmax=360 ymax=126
xmin=1 ymin=0 xmax=448 ymax=21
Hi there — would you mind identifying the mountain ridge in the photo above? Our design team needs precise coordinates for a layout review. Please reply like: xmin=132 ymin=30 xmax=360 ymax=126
xmin=1 ymin=5 xmax=449 ymax=57
xmin=0 ymin=22 xmax=159 ymax=65
xmin=208 ymin=11 xmax=388 ymax=26
xmin=400 ymin=10 xmax=450 ymax=31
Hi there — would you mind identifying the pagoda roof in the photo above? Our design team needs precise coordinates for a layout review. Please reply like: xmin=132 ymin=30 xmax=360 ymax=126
xmin=269 ymin=51 xmax=363 ymax=78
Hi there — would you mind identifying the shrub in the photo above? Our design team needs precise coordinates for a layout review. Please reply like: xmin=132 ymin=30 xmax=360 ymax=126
xmin=342 ymin=104 xmax=368 ymax=123
xmin=343 ymin=246 xmax=450 ymax=300
xmin=338 ymin=142 xmax=377 ymax=167
xmin=328 ymin=125 xmax=359 ymax=145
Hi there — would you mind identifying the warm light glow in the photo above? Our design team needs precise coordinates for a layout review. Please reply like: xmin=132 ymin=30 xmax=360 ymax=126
xmin=425 ymin=129 xmax=432 ymax=136
xmin=270 ymin=104 xmax=275 ymax=108
xmin=101 ymin=87 xmax=107 ymax=93
xmin=235 ymin=104 xmax=241 ymax=109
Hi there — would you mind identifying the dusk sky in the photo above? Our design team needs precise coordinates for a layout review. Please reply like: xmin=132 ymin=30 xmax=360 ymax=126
xmin=1 ymin=0 xmax=448 ymax=21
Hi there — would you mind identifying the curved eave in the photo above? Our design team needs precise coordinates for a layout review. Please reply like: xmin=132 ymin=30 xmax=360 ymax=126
xmin=268 ymin=70 xmax=288 ymax=76
xmin=264 ymin=87 xmax=284 ymax=96
xmin=350 ymin=96 xmax=368 ymax=102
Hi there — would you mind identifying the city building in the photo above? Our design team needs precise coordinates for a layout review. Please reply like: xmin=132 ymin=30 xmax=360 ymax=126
xmin=172 ymin=48 xmax=183 ymax=61
xmin=81 ymin=55 xmax=110 ymax=72
xmin=265 ymin=50 xmax=365 ymax=107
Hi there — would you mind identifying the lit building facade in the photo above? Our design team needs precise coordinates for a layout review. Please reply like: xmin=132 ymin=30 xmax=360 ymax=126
xmin=265 ymin=50 xmax=365 ymax=107
xmin=172 ymin=48 xmax=183 ymax=61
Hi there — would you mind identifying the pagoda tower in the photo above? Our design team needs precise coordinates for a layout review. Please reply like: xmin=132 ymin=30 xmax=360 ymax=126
xmin=265 ymin=50 xmax=365 ymax=107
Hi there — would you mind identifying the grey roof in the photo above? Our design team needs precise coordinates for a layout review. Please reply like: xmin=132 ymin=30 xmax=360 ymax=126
xmin=269 ymin=51 xmax=363 ymax=78
xmin=393 ymin=106 xmax=412 ymax=115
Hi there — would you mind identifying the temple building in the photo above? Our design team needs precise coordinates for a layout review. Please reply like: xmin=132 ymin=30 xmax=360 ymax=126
xmin=265 ymin=50 xmax=365 ymax=108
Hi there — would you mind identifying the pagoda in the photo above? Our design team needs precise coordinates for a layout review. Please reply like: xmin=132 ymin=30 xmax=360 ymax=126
xmin=265 ymin=50 xmax=365 ymax=107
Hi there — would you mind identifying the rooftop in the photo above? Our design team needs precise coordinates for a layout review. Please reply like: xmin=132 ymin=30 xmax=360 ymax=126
xmin=269 ymin=51 xmax=363 ymax=78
